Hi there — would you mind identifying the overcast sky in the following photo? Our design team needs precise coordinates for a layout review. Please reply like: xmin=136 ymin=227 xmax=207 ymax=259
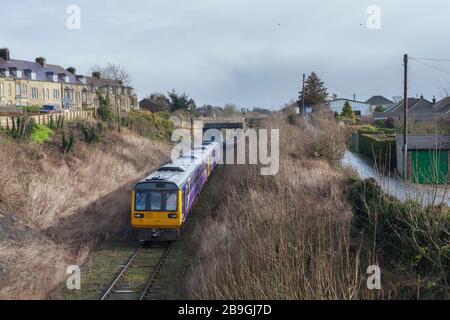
xmin=1 ymin=0 xmax=450 ymax=109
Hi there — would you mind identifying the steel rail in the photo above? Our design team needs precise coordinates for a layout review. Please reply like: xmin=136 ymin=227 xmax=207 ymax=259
xmin=100 ymin=246 xmax=143 ymax=300
xmin=139 ymin=241 xmax=174 ymax=300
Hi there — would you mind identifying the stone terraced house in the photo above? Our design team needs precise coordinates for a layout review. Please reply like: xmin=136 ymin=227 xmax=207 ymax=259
xmin=0 ymin=48 xmax=137 ymax=111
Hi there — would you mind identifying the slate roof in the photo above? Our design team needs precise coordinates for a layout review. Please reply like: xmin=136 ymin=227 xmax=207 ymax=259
xmin=86 ymin=76 xmax=115 ymax=88
xmin=0 ymin=57 xmax=80 ymax=84
xmin=0 ymin=56 xmax=124 ymax=89
xmin=383 ymin=98 xmax=428 ymax=117
xmin=432 ymin=96 xmax=450 ymax=118
xmin=366 ymin=95 xmax=393 ymax=106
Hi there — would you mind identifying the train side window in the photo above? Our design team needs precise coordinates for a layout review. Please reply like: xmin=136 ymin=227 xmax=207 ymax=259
xmin=151 ymin=192 xmax=162 ymax=211
xmin=135 ymin=192 xmax=147 ymax=211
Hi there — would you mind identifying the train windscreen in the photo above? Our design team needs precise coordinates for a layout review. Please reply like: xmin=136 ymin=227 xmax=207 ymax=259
xmin=135 ymin=191 xmax=178 ymax=212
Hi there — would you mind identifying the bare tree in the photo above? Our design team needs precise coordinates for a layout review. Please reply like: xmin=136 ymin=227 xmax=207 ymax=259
xmin=91 ymin=63 xmax=130 ymax=132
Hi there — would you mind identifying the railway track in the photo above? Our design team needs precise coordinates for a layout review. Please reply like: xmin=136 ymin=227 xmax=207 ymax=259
xmin=101 ymin=241 xmax=174 ymax=300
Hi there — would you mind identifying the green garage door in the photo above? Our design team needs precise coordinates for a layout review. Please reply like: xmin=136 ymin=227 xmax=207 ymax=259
xmin=411 ymin=150 xmax=449 ymax=185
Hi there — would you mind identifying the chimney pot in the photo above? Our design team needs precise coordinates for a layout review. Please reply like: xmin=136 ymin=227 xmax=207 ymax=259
xmin=0 ymin=48 xmax=10 ymax=61
xmin=66 ymin=67 xmax=76 ymax=75
xmin=35 ymin=56 xmax=46 ymax=67
xmin=432 ymin=96 xmax=437 ymax=105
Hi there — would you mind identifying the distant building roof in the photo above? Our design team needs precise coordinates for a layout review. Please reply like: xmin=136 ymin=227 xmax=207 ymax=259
xmin=366 ymin=95 xmax=393 ymax=106
xmin=86 ymin=75 xmax=115 ymax=88
xmin=383 ymin=98 xmax=426 ymax=116
xmin=382 ymin=97 xmax=450 ymax=121
xmin=433 ymin=96 xmax=450 ymax=118
xmin=329 ymin=98 xmax=369 ymax=105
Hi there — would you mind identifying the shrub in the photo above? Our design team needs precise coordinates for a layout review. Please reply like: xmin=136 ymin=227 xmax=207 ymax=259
xmin=287 ymin=113 xmax=297 ymax=125
xmin=81 ymin=122 xmax=103 ymax=144
xmin=97 ymin=93 xmax=112 ymax=122
xmin=9 ymin=116 xmax=36 ymax=141
xmin=358 ymin=134 xmax=396 ymax=172
xmin=348 ymin=179 xmax=450 ymax=298
xmin=374 ymin=119 xmax=386 ymax=127
xmin=31 ymin=125 xmax=53 ymax=144
xmin=21 ymin=105 xmax=41 ymax=113
xmin=374 ymin=105 xmax=386 ymax=112
xmin=61 ymin=131 xmax=75 ymax=153
xmin=123 ymin=110 xmax=174 ymax=140
xmin=358 ymin=125 xmax=379 ymax=134
xmin=48 ymin=116 xmax=56 ymax=129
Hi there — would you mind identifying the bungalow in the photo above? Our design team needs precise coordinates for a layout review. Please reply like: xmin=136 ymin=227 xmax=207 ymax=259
xmin=328 ymin=98 xmax=372 ymax=116
xmin=375 ymin=96 xmax=450 ymax=123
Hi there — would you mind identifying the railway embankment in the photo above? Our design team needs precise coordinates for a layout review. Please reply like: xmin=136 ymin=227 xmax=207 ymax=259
xmin=0 ymin=118 xmax=171 ymax=299
xmin=185 ymin=112 xmax=449 ymax=299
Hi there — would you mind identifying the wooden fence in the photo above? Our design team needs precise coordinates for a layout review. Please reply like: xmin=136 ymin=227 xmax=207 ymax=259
xmin=0 ymin=110 xmax=93 ymax=129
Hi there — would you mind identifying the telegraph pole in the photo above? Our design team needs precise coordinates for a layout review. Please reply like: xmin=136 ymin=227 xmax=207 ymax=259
xmin=190 ymin=107 xmax=194 ymax=152
xmin=301 ymin=73 xmax=306 ymax=116
xmin=403 ymin=54 xmax=409 ymax=180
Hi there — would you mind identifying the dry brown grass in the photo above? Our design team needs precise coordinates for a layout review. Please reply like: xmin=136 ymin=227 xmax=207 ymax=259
xmin=187 ymin=115 xmax=373 ymax=299
xmin=0 ymin=127 xmax=170 ymax=299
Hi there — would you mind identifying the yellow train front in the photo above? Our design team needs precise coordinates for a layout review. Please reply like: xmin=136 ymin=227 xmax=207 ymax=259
xmin=131 ymin=142 xmax=218 ymax=240
xmin=131 ymin=181 xmax=183 ymax=239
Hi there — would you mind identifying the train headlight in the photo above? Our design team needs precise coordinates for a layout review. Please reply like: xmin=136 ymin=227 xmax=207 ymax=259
xmin=168 ymin=214 xmax=178 ymax=219
xmin=134 ymin=214 xmax=144 ymax=218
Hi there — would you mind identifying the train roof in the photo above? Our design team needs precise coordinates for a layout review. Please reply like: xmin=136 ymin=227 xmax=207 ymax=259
xmin=141 ymin=141 xmax=219 ymax=189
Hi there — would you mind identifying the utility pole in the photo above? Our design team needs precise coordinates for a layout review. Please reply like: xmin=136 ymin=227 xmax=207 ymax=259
xmin=189 ymin=106 xmax=194 ymax=152
xmin=301 ymin=73 xmax=306 ymax=116
xmin=403 ymin=54 xmax=409 ymax=180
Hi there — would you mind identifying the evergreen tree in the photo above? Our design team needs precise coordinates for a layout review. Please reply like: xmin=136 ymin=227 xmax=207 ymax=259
xmin=341 ymin=100 xmax=355 ymax=118
xmin=167 ymin=89 xmax=196 ymax=112
xmin=299 ymin=72 xmax=328 ymax=106
xmin=97 ymin=91 xmax=112 ymax=121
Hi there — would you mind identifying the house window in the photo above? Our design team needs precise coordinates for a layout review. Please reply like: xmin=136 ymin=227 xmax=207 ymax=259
xmin=8 ymin=84 xmax=11 ymax=96
xmin=53 ymin=89 xmax=60 ymax=100
xmin=53 ymin=75 xmax=58 ymax=82
xmin=16 ymin=84 xmax=21 ymax=96
xmin=31 ymin=72 xmax=36 ymax=80
xmin=0 ymin=82 xmax=3 ymax=96
xmin=46 ymin=89 xmax=49 ymax=99
xmin=31 ymin=88 xmax=39 ymax=99
xmin=16 ymin=70 xmax=22 ymax=78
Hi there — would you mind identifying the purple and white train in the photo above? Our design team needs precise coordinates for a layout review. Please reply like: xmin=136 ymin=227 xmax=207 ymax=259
xmin=131 ymin=141 xmax=219 ymax=239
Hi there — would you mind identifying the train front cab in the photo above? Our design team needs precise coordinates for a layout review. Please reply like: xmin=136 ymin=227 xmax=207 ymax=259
xmin=131 ymin=181 xmax=183 ymax=232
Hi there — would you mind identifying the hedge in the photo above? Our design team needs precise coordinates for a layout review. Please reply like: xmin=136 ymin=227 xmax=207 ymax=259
xmin=359 ymin=133 xmax=396 ymax=172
